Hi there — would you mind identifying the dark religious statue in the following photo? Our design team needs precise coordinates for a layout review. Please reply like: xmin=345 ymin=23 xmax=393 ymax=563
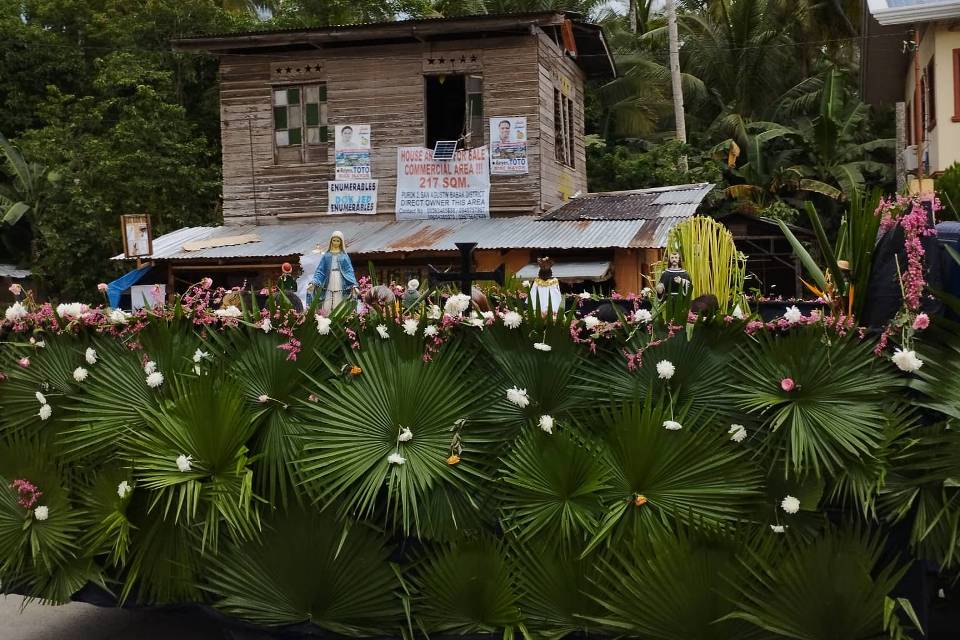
xmin=656 ymin=251 xmax=692 ymax=323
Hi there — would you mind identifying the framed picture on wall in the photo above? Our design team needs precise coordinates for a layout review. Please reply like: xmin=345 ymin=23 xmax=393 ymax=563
xmin=121 ymin=214 xmax=153 ymax=259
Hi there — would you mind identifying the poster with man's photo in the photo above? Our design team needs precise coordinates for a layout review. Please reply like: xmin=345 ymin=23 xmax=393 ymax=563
xmin=335 ymin=124 xmax=372 ymax=180
xmin=489 ymin=117 xmax=528 ymax=175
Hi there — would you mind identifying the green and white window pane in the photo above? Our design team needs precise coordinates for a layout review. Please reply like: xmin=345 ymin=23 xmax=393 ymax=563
xmin=305 ymin=103 xmax=319 ymax=127
xmin=286 ymin=87 xmax=300 ymax=105
xmin=319 ymin=102 xmax=327 ymax=124
xmin=275 ymin=130 xmax=290 ymax=146
xmin=319 ymin=126 xmax=328 ymax=143
xmin=273 ymin=106 xmax=288 ymax=130
xmin=287 ymin=105 xmax=302 ymax=130
xmin=304 ymin=85 xmax=320 ymax=103
xmin=288 ymin=128 xmax=302 ymax=145
xmin=318 ymin=85 xmax=327 ymax=102
xmin=307 ymin=127 xmax=321 ymax=144
xmin=273 ymin=89 xmax=288 ymax=106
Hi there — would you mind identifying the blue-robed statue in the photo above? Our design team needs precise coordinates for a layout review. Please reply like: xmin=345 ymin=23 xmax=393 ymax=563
xmin=308 ymin=230 xmax=358 ymax=312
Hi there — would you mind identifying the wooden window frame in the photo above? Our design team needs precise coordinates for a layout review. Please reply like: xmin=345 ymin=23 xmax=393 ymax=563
xmin=554 ymin=87 xmax=575 ymax=168
xmin=926 ymin=57 xmax=936 ymax=131
xmin=422 ymin=72 xmax=485 ymax=150
xmin=272 ymin=83 xmax=328 ymax=164
xmin=952 ymin=49 xmax=960 ymax=122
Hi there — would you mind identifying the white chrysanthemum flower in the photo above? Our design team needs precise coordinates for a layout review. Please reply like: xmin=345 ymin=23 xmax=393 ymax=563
xmin=521 ymin=280 xmax=531 ymax=288
xmin=192 ymin=349 xmax=208 ymax=363
xmin=502 ymin=310 xmax=522 ymax=329
xmin=662 ymin=420 xmax=682 ymax=431
xmin=728 ymin=424 xmax=747 ymax=443
xmin=468 ymin=315 xmax=485 ymax=329
xmin=35 ymin=391 xmax=46 ymax=404
xmin=108 ymin=308 xmax=130 ymax=324
xmin=891 ymin=348 xmax=923 ymax=372
xmin=641 ymin=287 xmax=652 ymax=298
xmin=732 ymin=305 xmax=745 ymax=320
xmin=506 ymin=387 xmax=530 ymax=408
xmin=656 ymin=360 xmax=676 ymax=380
xmin=215 ymin=305 xmax=242 ymax=318
xmin=533 ymin=342 xmax=552 ymax=352
xmin=117 ymin=481 xmax=131 ymax=499
xmin=538 ymin=415 xmax=554 ymax=434
xmin=770 ymin=524 xmax=786 ymax=533
xmin=257 ymin=394 xmax=269 ymax=403
xmin=85 ymin=348 xmax=98 ymax=365
xmin=398 ymin=427 xmax=413 ymax=442
xmin=315 ymin=314 xmax=332 ymax=335
xmin=444 ymin=293 xmax=471 ymax=316
xmin=56 ymin=302 xmax=87 ymax=319
xmin=583 ymin=315 xmax=601 ymax=330
xmin=4 ymin=301 xmax=28 ymax=323
xmin=578 ymin=291 xmax=592 ymax=300
xmin=781 ymin=495 xmax=800 ymax=514
xmin=73 ymin=367 xmax=88 ymax=383
xmin=146 ymin=371 xmax=164 ymax=388
xmin=260 ymin=318 xmax=272 ymax=333
xmin=481 ymin=311 xmax=494 ymax=321
xmin=387 ymin=452 xmax=406 ymax=465
xmin=143 ymin=360 xmax=157 ymax=375
xmin=783 ymin=305 xmax=803 ymax=324
xmin=423 ymin=324 xmax=438 ymax=337
xmin=33 ymin=506 xmax=49 ymax=521
xmin=402 ymin=318 xmax=419 ymax=336
xmin=176 ymin=454 xmax=192 ymax=472
xmin=376 ymin=324 xmax=390 ymax=339
xmin=34 ymin=340 xmax=45 ymax=348
xmin=426 ymin=305 xmax=442 ymax=320
xmin=38 ymin=404 xmax=52 ymax=421
xmin=631 ymin=308 xmax=653 ymax=323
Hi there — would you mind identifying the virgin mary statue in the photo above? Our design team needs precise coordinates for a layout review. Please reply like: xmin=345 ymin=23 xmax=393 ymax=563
xmin=309 ymin=231 xmax=358 ymax=313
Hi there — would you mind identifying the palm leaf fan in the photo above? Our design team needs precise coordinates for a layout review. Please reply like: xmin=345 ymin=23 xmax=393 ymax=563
xmin=574 ymin=330 xmax=742 ymax=423
xmin=133 ymin=313 xmax=204 ymax=377
xmin=511 ymin=538 xmax=604 ymax=638
xmin=911 ymin=319 xmax=960 ymax=420
xmin=123 ymin=370 xmax=261 ymax=553
xmin=297 ymin=338 xmax=497 ymax=537
xmin=205 ymin=507 xmax=403 ymax=635
xmin=583 ymin=398 xmax=764 ymax=556
xmin=732 ymin=328 xmax=902 ymax=477
xmin=586 ymin=524 xmax=764 ymax=640
xmin=76 ymin=465 xmax=136 ymax=569
xmin=476 ymin=302 xmax=590 ymax=427
xmin=724 ymin=524 xmax=919 ymax=640
xmin=0 ymin=438 xmax=89 ymax=600
xmin=409 ymin=535 xmax=522 ymax=635
xmin=879 ymin=422 xmax=960 ymax=569
xmin=58 ymin=337 xmax=158 ymax=460
xmin=0 ymin=335 xmax=86 ymax=439
xmin=498 ymin=427 xmax=610 ymax=551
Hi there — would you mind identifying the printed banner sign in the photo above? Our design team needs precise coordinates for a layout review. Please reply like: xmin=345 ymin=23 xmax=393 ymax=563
xmin=328 ymin=180 xmax=378 ymax=214
xmin=395 ymin=146 xmax=490 ymax=220
xmin=489 ymin=117 xmax=528 ymax=175
xmin=335 ymin=124 xmax=371 ymax=180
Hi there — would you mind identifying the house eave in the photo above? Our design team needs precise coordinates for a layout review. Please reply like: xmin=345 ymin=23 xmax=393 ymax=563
xmin=868 ymin=0 xmax=960 ymax=25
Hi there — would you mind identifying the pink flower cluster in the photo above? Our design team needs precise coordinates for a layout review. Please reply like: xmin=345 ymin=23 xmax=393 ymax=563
xmin=10 ymin=479 xmax=42 ymax=509
xmin=876 ymin=195 xmax=939 ymax=313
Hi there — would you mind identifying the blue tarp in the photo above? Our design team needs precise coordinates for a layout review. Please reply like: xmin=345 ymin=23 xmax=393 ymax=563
xmin=107 ymin=266 xmax=151 ymax=309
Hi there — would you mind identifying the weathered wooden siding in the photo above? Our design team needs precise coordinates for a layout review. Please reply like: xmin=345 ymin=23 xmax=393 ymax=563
xmin=218 ymin=34 xmax=549 ymax=224
xmin=536 ymin=31 xmax=588 ymax=211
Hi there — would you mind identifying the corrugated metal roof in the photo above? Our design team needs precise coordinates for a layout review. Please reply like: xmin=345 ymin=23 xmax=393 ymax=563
xmin=516 ymin=260 xmax=611 ymax=281
xmin=0 ymin=264 xmax=31 ymax=279
xmin=540 ymin=183 xmax=714 ymax=221
xmin=117 ymin=217 xmax=655 ymax=262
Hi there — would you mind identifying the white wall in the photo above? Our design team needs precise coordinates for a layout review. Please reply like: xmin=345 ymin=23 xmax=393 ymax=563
xmin=904 ymin=23 xmax=960 ymax=173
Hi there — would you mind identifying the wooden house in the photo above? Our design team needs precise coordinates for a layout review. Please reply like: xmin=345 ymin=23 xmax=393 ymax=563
xmin=117 ymin=12 xmax=715 ymax=296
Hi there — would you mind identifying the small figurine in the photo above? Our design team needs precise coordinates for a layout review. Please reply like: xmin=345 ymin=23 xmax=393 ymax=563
xmin=656 ymin=251 xmax=692 ymax=323
xmin=309 ymin=231 xmax=358 ymax=313
xmin=402 ymin=279 xmax=421 ymax=309
xmin=278 ymin=262 xmax=303 ymax=312
xmin=530 ymin=257 xmax=563 ymax=316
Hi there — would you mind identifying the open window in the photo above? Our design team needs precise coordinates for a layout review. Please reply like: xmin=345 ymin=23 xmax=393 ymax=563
xmin=273 ymin=84 xmax=328 ymax=164
xmin=424 ymin=74 xmax=484 ymax=150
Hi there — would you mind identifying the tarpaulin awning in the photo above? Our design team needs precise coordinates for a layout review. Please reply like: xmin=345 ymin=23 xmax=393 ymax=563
xmin=515 ymin=260 xmax=612 ymax=282
xmin=107 ymin=265 xmax=152 ymax=308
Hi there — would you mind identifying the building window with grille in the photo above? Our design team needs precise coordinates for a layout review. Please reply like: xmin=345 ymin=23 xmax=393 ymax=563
xmin=554 ymin=88 xmax=575 ymax=168
xmin=273 ymin=84 xmax=327 ymax=163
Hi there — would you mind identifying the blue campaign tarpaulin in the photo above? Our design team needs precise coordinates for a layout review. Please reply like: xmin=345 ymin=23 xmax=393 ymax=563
xmin=107 ymin=266 xmax=152 ymax=308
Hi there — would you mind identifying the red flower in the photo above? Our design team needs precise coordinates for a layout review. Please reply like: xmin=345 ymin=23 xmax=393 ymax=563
xmin=780 ymin=378 xmax=795 ymax=392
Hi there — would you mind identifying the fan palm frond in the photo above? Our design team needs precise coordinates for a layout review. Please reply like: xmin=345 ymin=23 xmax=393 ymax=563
xmin=912 ymin=320 xmax=960 ymax=420
xmin=206 ymin=507 xmax=403 ymax=635
xmin=297 ymin=338 xmax=497 ymax=536
xmin=583 ymin=398 xmax=763 ymax=555
xmin=498 ymin=428 xmax=609 ymax=550
xmin=410 ymin=535 xmax=522 ymax=635
xmin=120 ymin=503 xmax=202 ymax=604
xmin=733 ymin=329 xmax=902 ymax=477
xmin=77 ymin=466 xmax=136 ymax=569
xmin=124 ymin=371 xmax=261 ymax=553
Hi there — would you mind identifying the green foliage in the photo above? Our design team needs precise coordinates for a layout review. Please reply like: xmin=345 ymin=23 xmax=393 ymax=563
xmin=935 ymin=162 xmax=960 ymax=218
xmin=586 ymin=140 xmax=727 ymax=198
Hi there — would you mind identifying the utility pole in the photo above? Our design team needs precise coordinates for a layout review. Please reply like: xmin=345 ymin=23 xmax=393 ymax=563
xmin=665 ymin=0 xmax=688 ymax=173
